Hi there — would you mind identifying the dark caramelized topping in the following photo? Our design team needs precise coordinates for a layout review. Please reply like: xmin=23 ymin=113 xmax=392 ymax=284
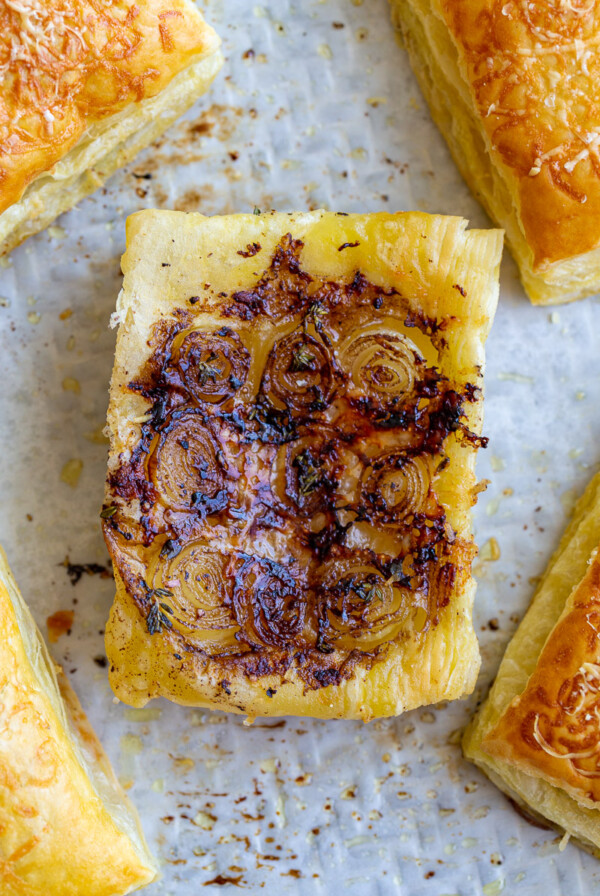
xmin=260 ymin=329 xmax=334 ymax=412
xmin=103 ymin=235 xmax=483 ymax=689
xmin=167 ymin=327 xmax=250 ymax=408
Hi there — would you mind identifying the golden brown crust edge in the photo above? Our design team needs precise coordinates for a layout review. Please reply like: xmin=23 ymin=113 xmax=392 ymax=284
xmin=0 ymin=0 xmax=220 ymax=215
xmin=483 ymin=546 xmax=600 ymax=809
xmin=392 ymin=0 xmax=600 ymax=303
xmin=463 ymin=470 xmax=600 ymax=853
xmin=0 ymin=546 xmax=157 ymax=896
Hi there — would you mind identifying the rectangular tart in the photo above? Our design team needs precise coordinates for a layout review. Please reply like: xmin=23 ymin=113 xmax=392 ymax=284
xmin=390 ymin=0 xmax=600 ymax=305
xmin=0 ymin=0 xmax=222 ymax=256
xmin=102 ymin=209 xmax=502 ymax=720
xmin=0 ymin=546 xmax=157 ymax=895
xmin=464 ymin=471 xmax=600 ymax=854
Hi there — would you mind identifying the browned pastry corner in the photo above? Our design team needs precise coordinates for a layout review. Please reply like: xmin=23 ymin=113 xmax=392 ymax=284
xmin=464 ymin=470 xmax=600 ymax=856
xmin=0 ymin=545 xmax=157 ymax=896
xmin=0 ymin=0 xmax=222 ymax=254
xmin=390 ymin=0 xmax=600 ymax=305
xmin=484 ymin=546 xmax=600 ymax=808
xmin=101 ymin=209 xmax=502 ymax=720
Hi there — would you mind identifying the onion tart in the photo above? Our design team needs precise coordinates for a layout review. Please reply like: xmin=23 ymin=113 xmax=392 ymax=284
xmin=102 ymin=210 xmax=502 ymax=720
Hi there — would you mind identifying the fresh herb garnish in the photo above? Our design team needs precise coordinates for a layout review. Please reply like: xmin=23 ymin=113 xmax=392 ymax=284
xmin=307 ymin=302 xmax=327 ymax=328
xmin=197 ymin=352 xmax=221 ymax=384
xmin=354 ymin=581 xmax=385 ymax=603
xmin=141 ymin=580 xmax=175 ymax=635
xmin=100 ymin=505 xmax=117 ymax=519
xmin=146 ymin=600 xmax=173 ymax=635
xmin=291 ymin=345 xmax=316 ymax=372
xmin=294 ymin=450 xmax=321 ymax=496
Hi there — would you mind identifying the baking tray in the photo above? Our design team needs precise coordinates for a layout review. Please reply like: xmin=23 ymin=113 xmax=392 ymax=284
xmin=0 ymin=0 xmax=599 ymax=893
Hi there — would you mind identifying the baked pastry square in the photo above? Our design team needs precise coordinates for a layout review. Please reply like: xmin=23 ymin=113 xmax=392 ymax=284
xmin=0 ymin=0 xmax=222 ymax=255
xmin=390 ymin=0 xmax=600 ymax=305
xmin=102 ymin=209 xmax=502 ymax=720
xmin=464 ymin=470 xmax=600 ymax=854
xmin=0 ymin=546 xmax=157 ymax=895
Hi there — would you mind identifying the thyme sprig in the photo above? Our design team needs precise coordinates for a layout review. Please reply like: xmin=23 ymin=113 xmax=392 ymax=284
xmin=354 ymin=581 xmax=385 ymax=604
xmin=141 ymin=580 xmax=175 ymax=635
xmin=291 ymin=345 xmax=316 ymax=372
xmin=197 ymin=351 xmax=222 ymax=385
xmin=307 ymin=302 xmax=327 ymax=328
xmin=294 ymin=450 xmax=321 ymax=496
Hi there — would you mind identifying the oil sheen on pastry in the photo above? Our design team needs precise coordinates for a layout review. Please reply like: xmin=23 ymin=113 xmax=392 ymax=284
xmin=102 ymin=209 xmax=502 ymax=720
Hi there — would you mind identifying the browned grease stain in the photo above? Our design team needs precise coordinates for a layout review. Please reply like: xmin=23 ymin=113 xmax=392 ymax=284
xmin=46 ymin=609 xmax=74 ymax=643
xmin=203 ymin=874 xmax=245 ymax=887
xmin=174 ymin=186 xmax=215 ymax=213
xmin=252 ymin=720 xmax=286 ymax=730
xmin=132 ymin=105 xmax=244 ymax=179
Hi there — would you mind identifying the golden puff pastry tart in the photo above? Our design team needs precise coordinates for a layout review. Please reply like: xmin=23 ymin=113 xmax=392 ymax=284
xmin=464 ymin=470 xmax=600 ymax=855
xmin=390 ymin=0 xmax=600 ymax=306
xmin=101 ymin=209 xmax=502 ymax=721
xmin=0 ymin=0 xmax=222 ymax=256
xmin=0 ymin=546 xmax=157 ymax=895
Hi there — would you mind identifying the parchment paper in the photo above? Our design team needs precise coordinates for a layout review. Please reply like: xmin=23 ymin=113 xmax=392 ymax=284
xmin=0 ymin=1 xmax=599 ymax=893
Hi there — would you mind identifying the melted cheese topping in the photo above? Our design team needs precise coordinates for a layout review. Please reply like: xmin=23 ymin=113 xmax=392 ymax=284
xmin=436 ymin=0 xmax=600 ymax=267
xmin=0 ymin=0 xmax=219 ymax=213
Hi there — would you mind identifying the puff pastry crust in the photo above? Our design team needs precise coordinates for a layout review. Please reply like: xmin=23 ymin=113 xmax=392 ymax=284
xmin=0 ymin=0 xmax=222 ymax=255
xmin=390 ymin=0 xmax=600 ymax=305
xmin=464 ymin=470 xmax=600 ymax=855
xmin=0 ymin=546 xmax=157 ymax=895
xmin=102 ymin=210 xmax=502 ymax=720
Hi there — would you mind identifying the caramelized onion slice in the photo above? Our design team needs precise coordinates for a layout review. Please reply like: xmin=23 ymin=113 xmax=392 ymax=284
xmin=360 ymin=453 xmax=431 ymax=526
xmin=148 ymin=542 xmax=240 ymax=653
xmin=271 ymin=428 xmax=361 ymax=516
xmin=148 ymin=411 xmax=227 ymax=514
xmin=232 ymin=555 xmax=308 ymax=649
xmin=173 ymin=327 xmax=250 ymax=405
xmin=338 ymin=331 xmax=424 ymax=406
xmin=317 ymin=558 xmax=425 ymax=651
xmin=261 ymin=330 xmax=334 ymax=412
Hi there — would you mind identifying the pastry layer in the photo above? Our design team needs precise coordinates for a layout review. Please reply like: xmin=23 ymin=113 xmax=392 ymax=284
xmin=102 ymin=210 xmax=502 ymax=720
xmin=390 ymin=0 xmax=600 ymax=305
xmin=464 ymin=470 xmax=600 ymax=855
xmin=0 ymin=0 xmax=222 ymax=254
xmin=0 ymin=546 xmax=157 ymax=895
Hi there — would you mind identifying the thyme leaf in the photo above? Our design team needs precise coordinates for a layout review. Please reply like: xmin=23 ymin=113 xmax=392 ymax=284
xmin=308 ymin=302 xmax=327 ymax=327
xmin=294 ymin=450 xmax=321 ymax=496
xmin=197 ymin=353 xmax=222 ymax=385
xmin=141 ymin=580 xmax=175 ymax=634
xmin=100 ymin=505 xmax=117 ymax=519
xmin=354 ymin=582 xmax=385 ymax=604
xmin=291 ymin=345 xmax=316 ymax=372
xmin=146 ymin=598 xmax=173 ymax=635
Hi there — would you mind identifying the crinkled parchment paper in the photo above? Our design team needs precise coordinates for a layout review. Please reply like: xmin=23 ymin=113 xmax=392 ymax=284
xmin=0 ymin=1 xmax=599 ymax=893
